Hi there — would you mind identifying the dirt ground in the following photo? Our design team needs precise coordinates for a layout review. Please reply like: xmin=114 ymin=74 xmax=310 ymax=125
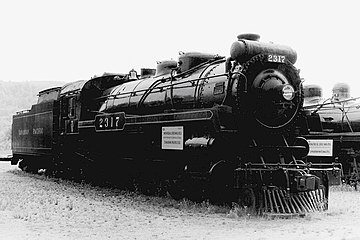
xmin=0 ymin=162 xmax=360 ymax=240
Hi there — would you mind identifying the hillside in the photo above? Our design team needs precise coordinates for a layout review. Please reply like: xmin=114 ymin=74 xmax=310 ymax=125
xmin=0 ymin=81 xmax=64 ymax=151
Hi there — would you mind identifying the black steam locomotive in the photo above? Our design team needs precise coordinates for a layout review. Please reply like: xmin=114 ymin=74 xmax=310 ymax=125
xmin=303 ymin=84 xmax=360 ymax=187
xmin=9 ymin=34 xmax=329 ymax=215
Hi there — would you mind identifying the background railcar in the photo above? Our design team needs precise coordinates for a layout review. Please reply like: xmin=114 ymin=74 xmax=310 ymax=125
xmin=301 ymin=83 xmax=360 ymax=187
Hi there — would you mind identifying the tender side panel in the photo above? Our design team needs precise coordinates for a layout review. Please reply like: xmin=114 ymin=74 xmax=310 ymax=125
xmin=12 ymin=102 xmax=55 ymax=156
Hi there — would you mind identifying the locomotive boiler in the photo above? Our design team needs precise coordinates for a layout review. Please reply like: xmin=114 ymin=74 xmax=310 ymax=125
xmin=9 ymin=34 xmax=329 ymax=215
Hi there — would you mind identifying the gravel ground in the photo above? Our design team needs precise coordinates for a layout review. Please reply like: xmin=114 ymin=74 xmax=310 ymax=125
xmin=1 ymin=161 xmax=360 ymax=240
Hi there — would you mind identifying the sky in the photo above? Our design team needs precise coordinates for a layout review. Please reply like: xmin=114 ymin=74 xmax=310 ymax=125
xmin=1 ymin=0 xmax=359 ymax=97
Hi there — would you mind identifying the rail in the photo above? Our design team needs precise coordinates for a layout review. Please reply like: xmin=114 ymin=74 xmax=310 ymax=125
xmin=0 ymin=155 xmax=12 ymax=161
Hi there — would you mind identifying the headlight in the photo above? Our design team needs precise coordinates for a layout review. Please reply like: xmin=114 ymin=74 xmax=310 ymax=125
xmin=282 ymin=85 xmax=295 ymax=101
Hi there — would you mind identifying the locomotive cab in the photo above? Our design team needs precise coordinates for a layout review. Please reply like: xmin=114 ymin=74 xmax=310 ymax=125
xmin=59 ymin=80 xmax=85 ymax=135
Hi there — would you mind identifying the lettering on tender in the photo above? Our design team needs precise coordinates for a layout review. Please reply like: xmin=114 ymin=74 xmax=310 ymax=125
xmin=33 ymin=128 xmax=44 ymax=135
xmin=18 ymin=129 xmax=29 ymax=136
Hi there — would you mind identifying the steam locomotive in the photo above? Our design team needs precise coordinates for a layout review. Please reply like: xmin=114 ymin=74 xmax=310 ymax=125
xmin=8 ymin=34 xmax=329 ymax=215
xmin=303 ymin=84 xmax=360 ymax=186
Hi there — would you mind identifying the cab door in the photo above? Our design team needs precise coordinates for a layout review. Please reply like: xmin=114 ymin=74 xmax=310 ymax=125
xmin=60 ymin=95 xmax=80 ymax=135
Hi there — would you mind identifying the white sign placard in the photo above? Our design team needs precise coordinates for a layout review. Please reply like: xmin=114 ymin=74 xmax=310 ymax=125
xmin=162 ymin=126 xmax=184 ymax=150
xmin=308 ymin=139 xmax=333 ymax=157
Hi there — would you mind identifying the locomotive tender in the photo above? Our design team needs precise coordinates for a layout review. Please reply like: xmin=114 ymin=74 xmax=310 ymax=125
xmin=10 ymin=34 xmax=329 ymax=215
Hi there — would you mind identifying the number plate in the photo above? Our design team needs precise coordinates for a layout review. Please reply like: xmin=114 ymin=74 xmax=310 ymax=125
xmin=267 ymin=54 xmax=286 ymax=63
xmin=95 ymin=112 xmax=126 ymax=131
